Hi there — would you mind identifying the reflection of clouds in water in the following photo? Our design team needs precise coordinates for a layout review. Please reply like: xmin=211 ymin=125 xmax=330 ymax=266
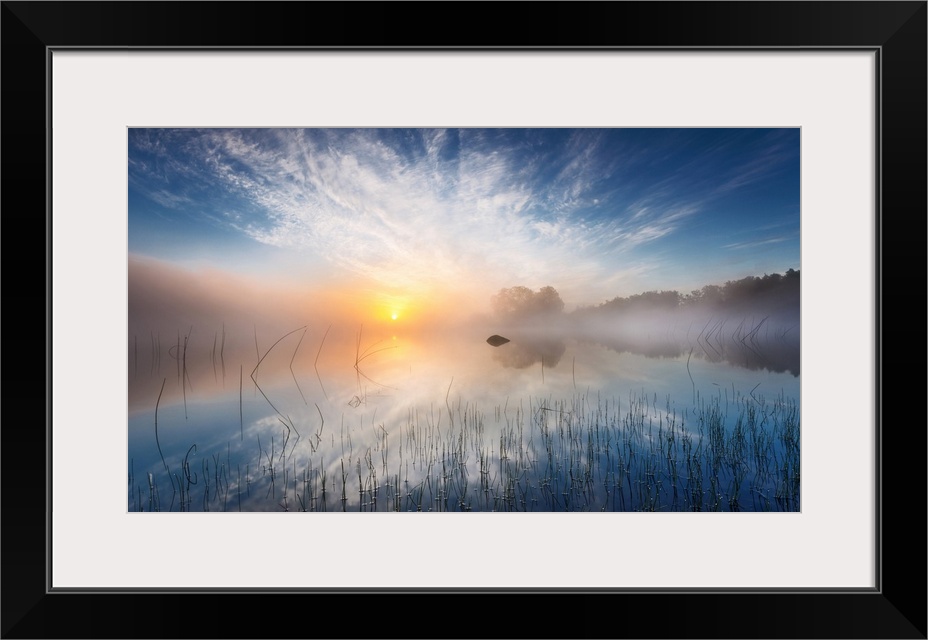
xmin=128 ymin=320 xmax=800 ymax=512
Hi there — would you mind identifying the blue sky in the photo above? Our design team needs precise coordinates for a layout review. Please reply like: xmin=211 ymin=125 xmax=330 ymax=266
xmin=128 ymin=128 xmax=799 ymax=312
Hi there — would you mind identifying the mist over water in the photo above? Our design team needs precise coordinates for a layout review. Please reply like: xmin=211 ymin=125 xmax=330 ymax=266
xmin=128 ymin=263 xmax=799 ymax=513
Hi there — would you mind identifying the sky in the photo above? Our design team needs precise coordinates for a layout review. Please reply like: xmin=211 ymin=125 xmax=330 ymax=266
xmin=128 ymin=128 xmax=800 ymax=319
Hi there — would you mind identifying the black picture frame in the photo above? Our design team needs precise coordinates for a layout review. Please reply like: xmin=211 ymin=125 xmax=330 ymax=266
xmin=3 ymin=2 xmax=924 ymax=638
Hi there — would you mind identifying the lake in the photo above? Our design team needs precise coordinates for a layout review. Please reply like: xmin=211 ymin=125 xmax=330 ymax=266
xmin=128 ymin=313 xmax=800 ymax=512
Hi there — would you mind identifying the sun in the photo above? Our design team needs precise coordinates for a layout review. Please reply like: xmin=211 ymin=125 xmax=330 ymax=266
xmin=391 ymin=313 xmax=398 ymax=321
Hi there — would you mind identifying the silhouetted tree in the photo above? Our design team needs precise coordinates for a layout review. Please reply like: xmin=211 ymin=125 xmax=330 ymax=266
xmin=492 ymin=285 xmax=564 ymax=319
xmin=535 ymin=286 xmax=565 ymax=314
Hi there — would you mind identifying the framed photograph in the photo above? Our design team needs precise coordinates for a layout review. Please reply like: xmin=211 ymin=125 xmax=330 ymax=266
xmin=123 ymin=124 xmax=804 ymax=520
xmin=5 ymin=2 xmax=924 ymax=637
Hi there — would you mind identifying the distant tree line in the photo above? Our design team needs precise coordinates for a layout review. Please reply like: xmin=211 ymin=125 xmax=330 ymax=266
xmin=491 ymin=269 xmax=799 ymax=321
xmin=575 ymin=269 xmax=799 ymax=317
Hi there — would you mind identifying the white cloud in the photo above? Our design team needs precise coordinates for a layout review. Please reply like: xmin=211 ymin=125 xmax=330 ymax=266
xmin=722 ymin=237 xmax=787 ymax=250
xmin=131 ymin=129 xmax=720 ymax=306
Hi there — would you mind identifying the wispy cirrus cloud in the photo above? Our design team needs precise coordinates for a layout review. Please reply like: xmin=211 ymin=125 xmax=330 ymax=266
xmin=723 ymin=237 xmax=789 ymax=251
xmin=128 ymin=128 xmax=800 ymax=305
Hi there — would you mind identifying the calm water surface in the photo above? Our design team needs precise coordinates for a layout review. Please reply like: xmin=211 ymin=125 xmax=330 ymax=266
xmin=128 ymin=319 xmax=800 ymax=512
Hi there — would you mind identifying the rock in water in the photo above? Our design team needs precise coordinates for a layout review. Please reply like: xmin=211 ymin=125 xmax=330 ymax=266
xmin=486 ymin=335 xmax=510 ymax=347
